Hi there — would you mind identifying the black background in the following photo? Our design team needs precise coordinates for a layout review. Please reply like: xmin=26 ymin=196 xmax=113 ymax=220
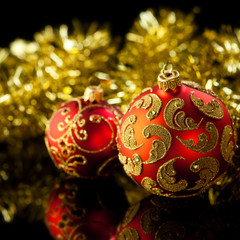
xmin=1 ymin=0 xmax=240 ymax=239
xmin=1 ymin=0 xmax=240 ymax=47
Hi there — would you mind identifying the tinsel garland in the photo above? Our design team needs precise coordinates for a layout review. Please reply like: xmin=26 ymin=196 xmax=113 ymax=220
xmin=1 ymin=7 xmax=240 ymax=224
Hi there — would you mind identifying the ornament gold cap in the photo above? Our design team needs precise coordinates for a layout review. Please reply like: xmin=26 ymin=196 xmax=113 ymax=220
xmin=158 ymin=62 xmax=181 ymax=91
xmin=83 ymin=85 xmax=104 ymax=103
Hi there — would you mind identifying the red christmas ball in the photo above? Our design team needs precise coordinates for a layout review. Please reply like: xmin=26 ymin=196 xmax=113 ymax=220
xmin=117 ymin=63 xmax=236 ymax=197
xmin=45 ymin=177 xmax=127 ymax=240
xmin=45 ymin=86 xmax=122 ymax=178
xmin=115 ymin=196 xmax=217 ymax=239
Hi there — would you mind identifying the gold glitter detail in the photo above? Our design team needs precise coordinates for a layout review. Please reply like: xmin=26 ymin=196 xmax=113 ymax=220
xmin=47 ymin=100 xmax=116 ymax=154
xmin=120 ymin=115 xmax=143 ymax=150
xmin=190 ymin=91 xmax=224 ymax=119
xmin=140 ymin=207 xmax=162 ymax=234
xmin=130 ymin=93 xmax=162 ymax=120
xmin=45 ymin=138 xmax=87 ymax=178
xmin=119 ymin=153 xmax=143 ymax=176
xmin=220 ymin=125 xmax=235 ymax=163
xmin=141 ymin=177 xmax=163 ymax=196
xmin=157 ymin=157 xmax=188 ymax=193
xmin=189 ymin=157 xmax=220 ymax=190
xmin=142 ymin=124 xmax=172 ymax=164
xmin=117 ymin=227 xmax=140 ymax=240
xmin=176 ymin=122 xmax=219 ymax=153
xmin=155 ymin=221 xmax=186 ymax=239
xmin=164 ymin=98 xmax=202 ymax=131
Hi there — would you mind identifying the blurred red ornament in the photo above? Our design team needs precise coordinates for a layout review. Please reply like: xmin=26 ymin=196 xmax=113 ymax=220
xmin=115 ymin=195 xmax=217 ymax=239
xmin=117 ymin=62 xmax=236 ymax=197
xmin=45 ymin=177 xmax=128 ymax=240
xmin=45 ymin=85 xmax=122 ymax=178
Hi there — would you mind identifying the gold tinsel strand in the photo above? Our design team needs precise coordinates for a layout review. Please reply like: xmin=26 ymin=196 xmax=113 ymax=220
xmin=0 ymin=21 xmax=118 ymax=142
xmin=113 ymin=8 xmax=199 ymax=110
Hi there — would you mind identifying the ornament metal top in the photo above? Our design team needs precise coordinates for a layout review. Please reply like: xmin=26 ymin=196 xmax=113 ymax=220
xmin=83 ymin=85 xmax=104 ymax=103
xmin=158 ymin=62 xmax=181 ymax=91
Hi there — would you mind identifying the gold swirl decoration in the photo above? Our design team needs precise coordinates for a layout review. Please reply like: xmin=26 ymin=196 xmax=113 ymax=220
xmin=141 ymin=156 xmax=219 ymax=196
xmin=190 ymin=91 xmax=224 ymax=119
xmin=119 ymin=153 xmax=143 ymax=176
xmin=220 ymin=125 xmax=235 ymax=163
xmin=48 ymin=101 xmax=116 ymax=154
xmin=188 ymin=157 xmax=219 ymax=191
xmin=120 ymin=115 xmax=142 ymax=150
xmin=164 ymin=98 xmax=202 ymax=130
xmin=155 ymin=221 xmax=186 ymax=239
xmin=157 ymin=157 xmax=188 ymax=193
xmin=141 ymin=177 xmax=163 ymax=196
xmin=129 ymin=93 xmax=162 ymax=120
xmin=142 ymin=124 xmax=172 ymax=164
xmin=117 ymin=227 xmax=140 ymax=240
xmin=140 ymin=207 xmax=162 ymax=234
xmin=45 ymin=142 xmax=87 ymax=177
xmin=176 ymin=122 xmax=218 ymax=153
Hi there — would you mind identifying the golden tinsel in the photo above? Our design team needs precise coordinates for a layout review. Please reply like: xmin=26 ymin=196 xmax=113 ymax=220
xmin=0 ymin=21 xmax=118 ymax=142
xmin=113 ymin=8 xmax=199 ymax=110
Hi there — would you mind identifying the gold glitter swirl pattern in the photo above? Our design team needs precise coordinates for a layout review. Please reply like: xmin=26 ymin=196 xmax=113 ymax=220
xmin=164 ymin=98 xmax=202 ymax=130
xmin=141 ymin=177 xmax=163 ymax=195
xmin=119 ymin=153 xmax=143 ymax=176
xmin=117 ymin=227 xmax=140 ymax=240
xmin=155 ymin=221 xmax=186 ymax=239
xmin=142 ymin=124 xmax=172 ymax=164
xmin=220 ymin=125 xmax=235 ymax=163
xmin=189 ymin=157 xmax=220 ymax=190
xmin=157 ymin=157 xmax=188 ymax=193
xmin=190 ymin=91 xmax=224 ymax=119
xmin=130 ymin=93 xmax=162 ymax=120
xmin=176 ymin=122 xmax=219 ymax=153
xmin=140 ymin=207 xmax=162 ymax=234
xmin=48 ymin=101 xmax=116 ymax=154
xmin=120 ymin=115 xmax=143 ymax=150
xmin=45 ymin=141 xmax=87 ymax=178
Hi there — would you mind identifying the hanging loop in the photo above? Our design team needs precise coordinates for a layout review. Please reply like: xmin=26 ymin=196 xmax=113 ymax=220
xmin=158 ymin=61 xmax=181 ymax=91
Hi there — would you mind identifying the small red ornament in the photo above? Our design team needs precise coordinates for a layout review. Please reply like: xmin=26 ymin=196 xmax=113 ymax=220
xmin=115 ymin=196 xmax=216 ymax=239
xmin=117 ymin=62 xmax=236 ymax=197
xmin=45 ymin=85 xmax=122 ymax=178
xmin=45 ymin=177 xmax=127 ymax=240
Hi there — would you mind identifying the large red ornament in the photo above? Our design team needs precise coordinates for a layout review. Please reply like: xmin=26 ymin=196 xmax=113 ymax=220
xmin=45 ymin=177 xmax=128 ymax=240
xmin=45 ymin=85 xmax=122 ymax=178
xmin=117 ymin=63 xmax=236 ymax=197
